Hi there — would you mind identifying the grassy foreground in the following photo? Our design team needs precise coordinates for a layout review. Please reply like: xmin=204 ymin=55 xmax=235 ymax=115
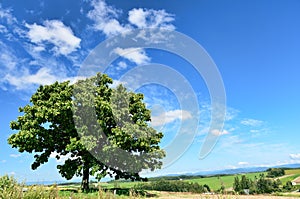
xmin=1 ymin=168 xmax=300 ymax=198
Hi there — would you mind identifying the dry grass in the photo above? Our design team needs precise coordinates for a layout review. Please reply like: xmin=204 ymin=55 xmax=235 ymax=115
xmin=149 ymin=191 xmax=300 ymax=199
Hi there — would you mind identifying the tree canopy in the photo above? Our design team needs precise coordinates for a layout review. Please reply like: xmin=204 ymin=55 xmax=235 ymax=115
xmin=8 ymin=73 xmax=165 ymax=191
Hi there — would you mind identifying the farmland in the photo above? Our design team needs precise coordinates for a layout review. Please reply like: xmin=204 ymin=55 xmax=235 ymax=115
xmin=2 ymin=168 xmax=300 ymax=198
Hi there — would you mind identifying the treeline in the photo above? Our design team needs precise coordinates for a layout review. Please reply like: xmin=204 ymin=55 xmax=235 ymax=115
xmin=134 ymin=180 xmax=210 ymax=193
xmin=233 ymin=174 xmax=295 ymax=194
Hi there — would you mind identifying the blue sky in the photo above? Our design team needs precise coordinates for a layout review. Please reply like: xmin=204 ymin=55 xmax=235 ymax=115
xmin=1 ymin=0 xmax=300 ymax=182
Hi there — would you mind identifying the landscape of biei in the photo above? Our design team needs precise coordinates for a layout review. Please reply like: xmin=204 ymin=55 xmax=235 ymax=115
xmin=1 ymin=0 xmax=300 ymax=198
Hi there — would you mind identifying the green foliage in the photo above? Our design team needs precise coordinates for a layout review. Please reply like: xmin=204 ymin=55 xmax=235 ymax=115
xmin=7 ymin=73 xmax=165 ymax=191
xmin=186 ymin=172 xmax=265 ymax=191
xmin=0 ymin=175 xmax=58 ymax=199
xmin=0 ymin=175 xmax=23 ymax=199
xmin=283 ymin=181 xmax=294 ymax=191
xmin=266 ymin=168 xmax=285 ymax=178
xmin=134 ymin=180 xmax=210 ymax=193
xmin=233 ymin=176 xmax=240 ymax=193
xmin=233 ymin=174 xmax=283 ymax=194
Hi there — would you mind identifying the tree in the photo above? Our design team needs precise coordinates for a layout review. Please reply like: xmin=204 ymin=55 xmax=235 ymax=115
xmin=8 ymin=73 xmax=165 ymax=191
xmin=233 ymin=176 xmax=241 ymax=193
xmin=266 ymin=168 xmax=285 ymax=178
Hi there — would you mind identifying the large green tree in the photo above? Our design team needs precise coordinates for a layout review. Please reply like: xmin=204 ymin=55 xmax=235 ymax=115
xmin=8 ymin=73 xmax=165 ymax=191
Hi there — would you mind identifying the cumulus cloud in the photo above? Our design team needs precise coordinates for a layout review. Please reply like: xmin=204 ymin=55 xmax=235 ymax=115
xmin=87 ymin=0 xmax=130 ymax=37
xmin=25 ymin=20 xmax=81 ymax=56
xmin=128 ymin=8 xmax=175 ymax=30
xmin=151 ymin=110 xmax=192 ymax=127
xmin=87 ymin=0 xmax=175 ymax=37
xmin=113 ymin=47 xmax=150 ymax=65
xmin=241 ymin=118 xmax=263 ymax=127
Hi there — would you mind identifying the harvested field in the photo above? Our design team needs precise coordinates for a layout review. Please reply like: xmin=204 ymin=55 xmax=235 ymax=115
xmin=151 ymin=191 xmax=300 ymax=199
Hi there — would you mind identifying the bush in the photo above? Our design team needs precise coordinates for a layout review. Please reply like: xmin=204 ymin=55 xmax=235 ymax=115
xmin=0 ymin=175 xmax=58 ymax=199
xmin=233 ymin=174 xmax=282 ymax=195
xmin=266 ymin=168 xmax=285 ymax=178
xmin=0 ymin=175 xmax=23 ymax=199
xmin=134 ymin=180 xmax=209 ymax=193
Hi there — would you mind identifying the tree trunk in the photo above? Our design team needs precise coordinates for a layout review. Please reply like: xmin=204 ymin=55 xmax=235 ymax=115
xmin=81 ymin=162 xmax=90 ymax=192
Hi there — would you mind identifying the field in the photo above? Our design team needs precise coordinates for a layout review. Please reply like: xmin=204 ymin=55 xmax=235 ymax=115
xmin=281 ymin=169 xmax=300 ymax=184
xmin=90 ymin=169 xmax=300 ymax=195
xmin=184 ymin=172 xmax=265 ymax=191
xmin=2 ymin=168 xmax=300 ymax=198
xmin=150 ymin=191 xmax=300 ymax=199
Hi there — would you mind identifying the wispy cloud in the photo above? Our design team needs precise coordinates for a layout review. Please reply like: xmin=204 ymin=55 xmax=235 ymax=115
xmin=241 ymin=118 xmax=263 ymax=127
xmin=238 ymin=161 xmax=249 ymax=166
xmin=210 ymin=129 xmax=230 ymax=136
xmin=113 ymin=47 xmax=150 ymax=65
xmin=290 ymin=153 xmax=300 ymax=160
xmin=10 ymin=154 xmax=21 ymax=158
xmin=0 ymin=4 xmax=17 ymax=25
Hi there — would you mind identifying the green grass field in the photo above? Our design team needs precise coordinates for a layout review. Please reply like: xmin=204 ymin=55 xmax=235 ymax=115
xmin=101 ymin=168 xmax=300 ymax=191
xmin=184 ymin=172 xmax=265 ymax=191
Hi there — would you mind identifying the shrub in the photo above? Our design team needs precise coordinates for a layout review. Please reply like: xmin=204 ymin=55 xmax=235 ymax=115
xmin=0 ymin=175 xmax=23 ymax=199
xmin=134 ymin=180 xmax=209 ymax=193
xmin=0 ymin=175 xmax=59 ymax=199
xmin=266 ymin=168 xmax=285 ymax=178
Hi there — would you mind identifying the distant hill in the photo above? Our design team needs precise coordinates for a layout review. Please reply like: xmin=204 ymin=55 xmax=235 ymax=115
xmin=165 ymin=163 xmax=300 ymax=177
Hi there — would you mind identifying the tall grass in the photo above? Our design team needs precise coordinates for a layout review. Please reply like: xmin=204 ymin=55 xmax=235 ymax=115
xmin=0 ymin=175 xmax=143 ymax=199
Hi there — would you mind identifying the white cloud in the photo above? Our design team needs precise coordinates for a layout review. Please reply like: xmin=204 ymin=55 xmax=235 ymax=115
xmin=0 ymin=5 xmax=17 ymax=24
xmin=4 ymin=67 xmax=57 ymax=90
xmin=50 ymin=152 xmax=78 ymax=164
xmin=0 ymin=24 xmax=8 ymax=33
xmin=25 ymin=20 xmax=81 ymax=56
xmin=241 ymin=119 xmax=263 ymax=127
xmin=128 ymin=8 xmax=175 ymax=30
xmin=151 ymin=110 xmax=192 ymax=127
xmin=210 ymin=129 xmax=229 ymax=136
xmin=113 ymin=47 xmax=150 ymax=65
xmin=3 ymin=67 xmax=86 ymax=91
xmin=87 ymin=0 xmax=130 ymax=37
xmin=0 ymin=41 xmax=18 ymax=71
xmin=290 ymin=153 xmax=300 ymax=160
xmin=238 ymin=161 xmax=249 ymax=166
xmin=10 ymin=154 xmax=21 ymax=158
xmin=225 ymin=107 xmax=239 ymax=121
xmin=117 ymin=61 xmax=128 ymax=70
xmin=87 ymin=0 xmax=175 ymax=37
